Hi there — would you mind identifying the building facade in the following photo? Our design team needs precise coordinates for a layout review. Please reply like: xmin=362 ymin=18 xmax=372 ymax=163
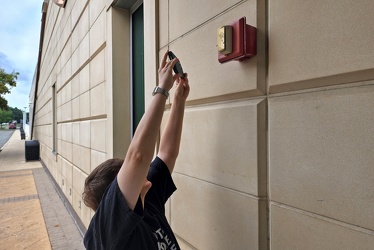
xmin=31 ymin=0 xmax=374 ymax=249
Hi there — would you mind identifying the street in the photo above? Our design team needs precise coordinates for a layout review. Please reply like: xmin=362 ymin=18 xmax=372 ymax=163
xmin=0 ymin=130 xmax=15 ymax=150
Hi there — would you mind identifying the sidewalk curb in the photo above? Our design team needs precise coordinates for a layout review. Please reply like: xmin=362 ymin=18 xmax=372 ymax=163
xmin=0 ymin=130 xmax=17 ymax=152
xmin=0 ymin=140 xmax=10 ymax=152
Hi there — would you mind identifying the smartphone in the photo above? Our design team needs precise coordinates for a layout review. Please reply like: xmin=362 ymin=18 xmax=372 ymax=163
xmin=168 ymin=51 xmax=185 ymax=78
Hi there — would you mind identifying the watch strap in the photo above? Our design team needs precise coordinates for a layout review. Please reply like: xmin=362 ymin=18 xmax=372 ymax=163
xmin=152 ymin=86 xmax=169 ymax=97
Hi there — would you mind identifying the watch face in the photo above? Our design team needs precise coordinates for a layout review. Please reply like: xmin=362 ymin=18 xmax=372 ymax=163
xmin=153 ymin=86 xmax=168 ymax=97
xmin=153 ymin=86 xmax=160 ymax=95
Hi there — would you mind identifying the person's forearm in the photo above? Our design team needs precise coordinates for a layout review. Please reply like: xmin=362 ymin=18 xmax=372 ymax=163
xmin=159 ymin=99 xmax=186 ymax=166
xmin=117 ymin=51 xmax=179 ymax=210
xmin=126 ymin=94 xmax=168 ymax=164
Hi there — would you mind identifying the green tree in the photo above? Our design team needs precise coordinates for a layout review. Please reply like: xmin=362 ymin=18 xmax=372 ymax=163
xmin=0 ymin=68 xmax=19 ymax=110
xmin=0 ymin=109 xmax=12 ymax=128
xmin=9 ymin=107 xmax=23 ymax=123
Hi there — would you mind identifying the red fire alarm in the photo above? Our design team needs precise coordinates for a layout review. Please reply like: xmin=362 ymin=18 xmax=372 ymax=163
xmin=217 ymin=17 xmax=256 ymax=63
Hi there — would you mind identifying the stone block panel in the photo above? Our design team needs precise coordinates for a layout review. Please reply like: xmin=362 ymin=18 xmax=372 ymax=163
xmin=90 ymin=82 xmax=106 ymax=116
xmin=72 ymin=122 xmax=80 ymax=144
xmin=175 ymin=237 xmax=195 ymax=250
xmin=90 ymin=149 xmax=106 ymax=172
xmin=158 ymin=0 xmax=168 ymax=48
xmin=90 ymin=49 xmax=106 ymax=89
xmin=80 ymin=121 xmax=91 ymax=148
xmin=166 ymin=0 xmax=255 ymax=44
xmin=79 ymin=64 xmax=90 ymax=95
xmin=64 ymin=123 xmax=72 ymax=143
xmin=89 ymin=9 xmax=105 ymax=56
xmin=90 ymin=119 xmax=107 ymax=152
xmin=72 ymin=144 xmax=81 ymax=169
xmin=65 ymin=181 xmax=73 ymax=204
xmin=80 ymin=146 xmax=91 ymax=174
xmin=60 ymin=141 xmax=73 ymax=163
xmin=73 ymin=165 xmax=88 ymax=196
xmin=89 ymin=0 xmax=106 ymax=28
xmin=73 ymin=6 xmax=89 ymax=53
xmin=72 ymin=188 xmax=83 ymax=219
xmin=268 ymin=0 xmax=374 ymax=92
xmin=270 ymin=204 xmax=374 ymax=250
xmin=72 ymin=73 xmax=80 ymax=99
xmin=167 ymin=98 xmax=266 ymax=196
xmin=171 ymin=173 xmax=265 ymax=250
xmin=65 ymin=160 xmax=73 ymax=186
xmin=269 ymin=85 xmax=374 ymax=230
xmin=72 ymin=97 xmax=80 ymax=119
xmin=163 ymin=0 xmax=264 ymax=101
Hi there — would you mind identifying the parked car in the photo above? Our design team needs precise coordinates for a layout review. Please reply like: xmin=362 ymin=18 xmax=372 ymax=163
xmin=9 ymin=123 xmax=16 ymax=129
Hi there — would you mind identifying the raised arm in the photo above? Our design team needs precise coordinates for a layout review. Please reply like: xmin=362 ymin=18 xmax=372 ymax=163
xmin=117 ymin=51 xmax=180 ymax=210
xmin=158 ymin=74 xmax=190 ymax=173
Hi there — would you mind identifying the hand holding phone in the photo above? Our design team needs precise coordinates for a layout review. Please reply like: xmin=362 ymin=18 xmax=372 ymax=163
xmin=168 ymin=51 xmax=185 ymax=78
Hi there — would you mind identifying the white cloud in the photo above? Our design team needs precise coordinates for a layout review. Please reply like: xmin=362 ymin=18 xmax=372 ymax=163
xmin=0 ymin=0 xmax=42 ymax=111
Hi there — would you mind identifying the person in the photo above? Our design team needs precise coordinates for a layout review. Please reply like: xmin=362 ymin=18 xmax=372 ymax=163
xmin=82 ymin=50 xmax=190 ymax=249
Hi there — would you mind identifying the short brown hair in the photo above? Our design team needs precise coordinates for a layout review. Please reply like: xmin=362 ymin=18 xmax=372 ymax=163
xmin=82 ymin=158 xmax=124 ymax=211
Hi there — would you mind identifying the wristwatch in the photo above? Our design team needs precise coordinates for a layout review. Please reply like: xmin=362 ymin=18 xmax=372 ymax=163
xmin=152 ymin=86 xmax=169 ymax=98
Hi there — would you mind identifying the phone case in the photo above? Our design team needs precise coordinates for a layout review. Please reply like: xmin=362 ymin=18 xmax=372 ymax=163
xmin=168 ymin=51 xmax=184 ymax=78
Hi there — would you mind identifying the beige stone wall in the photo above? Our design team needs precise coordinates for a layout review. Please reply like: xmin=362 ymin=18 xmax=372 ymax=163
xmin=159 ymin=0 xmax=374 ymax=249
xmin=34 ymin=0 xmax=374 ymax=248
xmin=158 ymin=0 xmax=268 ymax=249
xmin=268 ymin=0 xmax=374 ymax=249
xmin=33 ymin=0 xmax=116 ymax=228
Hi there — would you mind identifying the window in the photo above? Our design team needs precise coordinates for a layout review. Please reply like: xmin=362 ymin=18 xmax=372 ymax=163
xmin=52 ymin=84 xmax=57 ymax=153
xmin=131 ymin=3 xmax=144 ymax=134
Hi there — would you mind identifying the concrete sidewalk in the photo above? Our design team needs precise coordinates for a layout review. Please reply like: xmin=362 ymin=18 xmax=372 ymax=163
xmin=0 ymin=130 xmax=84 ymax=249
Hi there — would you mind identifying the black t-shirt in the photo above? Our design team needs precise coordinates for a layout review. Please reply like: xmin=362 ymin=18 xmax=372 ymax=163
xmin=84 ymin=157 xmax=180 ymax=249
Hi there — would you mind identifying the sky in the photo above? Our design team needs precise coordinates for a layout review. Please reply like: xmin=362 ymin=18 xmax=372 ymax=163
xmin=0 ymin=0 xmax=43 ymax=112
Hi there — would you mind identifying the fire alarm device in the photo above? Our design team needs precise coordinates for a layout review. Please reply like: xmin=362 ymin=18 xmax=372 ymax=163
xmin=218 ymin=17 xmax=256 ymax=63
xmin=217 ymin=25 xmax=232 ymax=55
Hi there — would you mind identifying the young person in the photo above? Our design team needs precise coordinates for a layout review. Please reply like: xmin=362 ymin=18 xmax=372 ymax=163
xmin=83 ymin=50 xmax=190 ymax=249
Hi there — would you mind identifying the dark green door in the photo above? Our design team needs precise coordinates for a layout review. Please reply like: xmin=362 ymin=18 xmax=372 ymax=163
xmin=132 ymin=4 xmax=144 ymax=133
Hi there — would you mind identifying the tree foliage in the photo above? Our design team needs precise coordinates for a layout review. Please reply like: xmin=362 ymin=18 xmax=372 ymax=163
xmin=0 ymin=68 xmax=19 ymax=110
xmin=9 ymin=107 xmax=23 ymax=123
xmin=0 ymin=109 xmax=12 ymax=126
